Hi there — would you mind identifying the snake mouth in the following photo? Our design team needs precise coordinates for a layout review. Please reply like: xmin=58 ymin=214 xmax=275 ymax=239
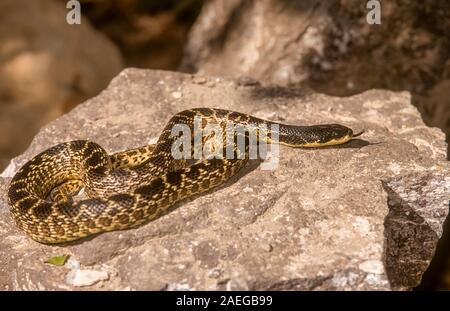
xmin=352 ymin=130 xmax=365 ymax=138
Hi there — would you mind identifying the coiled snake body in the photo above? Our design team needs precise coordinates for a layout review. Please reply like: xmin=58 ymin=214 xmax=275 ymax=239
xmin=8 ymin=108 xmax=360 ymax=243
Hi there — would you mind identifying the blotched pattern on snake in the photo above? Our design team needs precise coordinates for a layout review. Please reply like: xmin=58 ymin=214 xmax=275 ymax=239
xmin=8 ymin=108 xmax=361 ymax=243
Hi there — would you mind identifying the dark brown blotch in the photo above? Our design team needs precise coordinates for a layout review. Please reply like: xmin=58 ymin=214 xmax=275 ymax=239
xmin=132 ymin=209 xmax=143 ymax=220
xmin=135 ymin=178 xmax=164 ymax=197
xmin=98 ymin=217 xmax=112 ymax=227
xmin=178 ymin=109 xmax=197 ymax=119
xmin=9 ymin=169 xmax=29 ymax=183
xmin=228 ymin=111 xmax=246 ymax=121
xmin=191 ymin=183 xmax=199 ymax=193
xmin=28 ymin=154 xmax=44 ymax=167
xmin=166 ymin=171 xmax=182 ymax=186
xmin=82 ymin=142 xmax=97 ymax=157
xmin=86 ymin=151 xmax=104 ymax=167
xmin=186 ymin=166 xmax=201 ymax=180
xmin=135 ymin=184 xmax=153 ymax=196
xmin=146 ymin=203 xmax=158 ymax=216
xmin=109 ymin=193 xmax=135 ymax=208
xmin=201 ymin=179 xmax=210 ymax=189
xmin=57 ymin=202 xmax=80 ymax=217
xmin=160 ymin=197 xmax=170 ymax=207
xmin=55 ymin=226 xmax=65 ymax=236
xmin=170 ymin=192 xmax=179 ymax=202
xmin=89 ymin=198 xmax=107 ymax=211
xmin=118 ymin=214 xmax=129 ymax=225
xmin=32 ymin=202 xmax=53 ymax=219
xmin=43 ymin=142 xmax=67 ymax=157
xmin=107 ymin=207 xmax=119 ymax=217
xmin=180 ymin=188 xmax=188 ymax=198
xmin=84 ymin=219 xmax=97 ymax=229
xmin=9 ymin=189 xmax=33 ymax=210
xmin=71 ymin=140 xmax=88 ymax=152
xmin=91 ymin=166 xmax=108 ymax=175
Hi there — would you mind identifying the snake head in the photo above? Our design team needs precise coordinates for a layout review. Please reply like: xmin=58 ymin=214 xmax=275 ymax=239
xmin=310 ymin=124 xmax=359 ymax=147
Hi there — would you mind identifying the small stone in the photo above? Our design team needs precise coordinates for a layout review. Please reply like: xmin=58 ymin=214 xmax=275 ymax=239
xmin=193 ymin=76 xmax=207 ymax=84
xmin=148 ymin=137 xmax=158 ymax=144
xmin=207 ymin=268 xmax=222 ymax=279
xmin=358 ymin=260 xmax=385 ymax=274
xmin=172 ymin=91 xmax=182 ymax=99
xmin=226 ymin=278 xmax=249 ymax=291
xmin=69 ymin=269 xmax=109 ymax=287
xmin=260 ymin=243 xmax=273 ymax=252
xmin=243 ymin=186 xmax=253 ymax=193
xmin=166 ymin=283 xmax=191 ymax=291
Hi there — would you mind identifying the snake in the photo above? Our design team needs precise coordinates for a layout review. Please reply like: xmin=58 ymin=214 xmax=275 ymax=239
xmin=7 ymin=108 xmax=362 ymax=244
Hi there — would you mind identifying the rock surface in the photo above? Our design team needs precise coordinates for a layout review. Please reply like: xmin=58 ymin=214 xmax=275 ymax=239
xmin=0 ymin=69 xmax=448 ymax=290
xmin=0 ymin=0 xmax=124 ymax=170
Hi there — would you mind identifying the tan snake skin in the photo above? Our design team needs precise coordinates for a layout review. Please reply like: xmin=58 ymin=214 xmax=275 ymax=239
xmin=8 ymin=108 xmax=358 ymax=243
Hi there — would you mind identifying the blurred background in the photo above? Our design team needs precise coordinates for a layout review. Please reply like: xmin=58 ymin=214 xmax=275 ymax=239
xmin=0 ymin=0 xmax=449 ymax=289
xmin=0 ymin=0 xmax=202 ymax=170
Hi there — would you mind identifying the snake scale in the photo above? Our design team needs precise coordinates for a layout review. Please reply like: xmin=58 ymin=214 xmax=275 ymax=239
xmin=8 ymin=108 xmax=361 ymax=243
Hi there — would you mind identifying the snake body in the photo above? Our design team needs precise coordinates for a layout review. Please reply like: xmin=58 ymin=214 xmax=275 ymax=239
xmin=8 ymin=108 xmax=359 ymax=243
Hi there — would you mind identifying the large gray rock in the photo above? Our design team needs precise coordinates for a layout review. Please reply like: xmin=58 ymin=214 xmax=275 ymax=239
xmin=0 ymin=69 xmax=448 ymax=290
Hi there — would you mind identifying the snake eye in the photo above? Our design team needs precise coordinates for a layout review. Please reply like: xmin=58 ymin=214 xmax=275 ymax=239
xmin=336 ymin=124 xmax=353 ymax=136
